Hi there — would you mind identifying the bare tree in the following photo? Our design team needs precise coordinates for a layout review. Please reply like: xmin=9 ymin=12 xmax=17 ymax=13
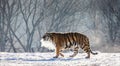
xmin=0 ymin=0 xmax=8 ymax=52
xmin=44 ymin=0 xmax=87 ymax=32
xmin=88 ymin=0 xmax=120 ymax=46
xmin=19 ymin=0 xmax=44 ymax=52
xmin=97 ymin=0 xmax=120 ymax=45
xmin=0 ymin=0 xmax=26 ymax=52
xmin=0 ymin=0 xmax=119 ymax=52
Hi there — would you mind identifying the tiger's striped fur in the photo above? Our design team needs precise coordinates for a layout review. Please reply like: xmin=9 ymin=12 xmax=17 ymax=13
xmin=41 ymin=32 xmax=97 ymax=58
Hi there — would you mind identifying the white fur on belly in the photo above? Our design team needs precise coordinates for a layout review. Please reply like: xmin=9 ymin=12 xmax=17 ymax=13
xmin=41 ymin=39 xmax=55 ymax=50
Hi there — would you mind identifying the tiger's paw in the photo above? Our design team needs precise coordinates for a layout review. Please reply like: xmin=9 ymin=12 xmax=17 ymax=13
xmin=53 ymin=56 xmax=58 ymax=58
xmin=85 ymin=56 xmax=90 ymax=59
xmin=69 ymin=55 xmax=74 ymax=57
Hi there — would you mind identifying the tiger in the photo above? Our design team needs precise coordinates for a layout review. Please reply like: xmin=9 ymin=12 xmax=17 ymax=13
xmin=41 ymin=32 xmax=97 ymax=58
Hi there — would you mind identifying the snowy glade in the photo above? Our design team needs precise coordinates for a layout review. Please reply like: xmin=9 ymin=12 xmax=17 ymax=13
xmin=0 ymin=52 xmax=120 ymax=66
xmin=0 ymin=0 xmax=120 ymax=52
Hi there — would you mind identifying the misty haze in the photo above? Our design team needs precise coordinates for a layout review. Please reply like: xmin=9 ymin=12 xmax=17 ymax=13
xmin=0 ymin=0 xmax=120 ymax=66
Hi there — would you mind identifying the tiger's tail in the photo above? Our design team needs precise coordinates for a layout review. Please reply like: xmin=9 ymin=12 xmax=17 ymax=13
xmin=90 ymin=49 xmax=98 ymax=55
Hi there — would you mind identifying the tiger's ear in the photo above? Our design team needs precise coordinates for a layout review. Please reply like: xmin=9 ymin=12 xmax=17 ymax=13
xmin=42 ymin=32 xmax=49 ymax=38
xmin=45 ymin=32 xmax=51 ymax=37
xmin=46 ymin=32 xmax=50 ymax=34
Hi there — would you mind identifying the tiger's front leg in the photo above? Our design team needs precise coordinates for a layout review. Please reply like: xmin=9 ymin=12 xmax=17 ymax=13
xmin=60 ymin=53 xmax=64 ymax=57
xmin=53 ymin=46 xmax=60 ymax=58
xmin=69 ymin=47 xmax=79 ymax=57
xmin=53 ymin=48 xmax=65 ymax=58
xmin=59 ymin=50 xmax=64 ymax=57
xmin=53 ymin=48 xmax=64 ymax=58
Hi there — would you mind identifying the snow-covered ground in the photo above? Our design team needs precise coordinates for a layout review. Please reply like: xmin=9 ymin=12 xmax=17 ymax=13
xmin=0 ymin=52 xmax=120 ymax=66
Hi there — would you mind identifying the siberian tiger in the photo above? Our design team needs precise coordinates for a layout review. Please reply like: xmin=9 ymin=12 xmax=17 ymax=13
xmin=41 ymin=32 xmax=97 ymax=58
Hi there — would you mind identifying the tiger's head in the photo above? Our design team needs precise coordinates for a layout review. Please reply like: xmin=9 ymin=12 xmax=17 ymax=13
xmin=42 ymin=33 xmax=51 ymax=41
xmin=41 ymin=33 xmax=55 ymax=50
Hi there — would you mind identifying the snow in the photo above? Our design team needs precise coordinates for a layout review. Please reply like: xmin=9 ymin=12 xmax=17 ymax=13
xmin=0 ymin=52 xmax=120 ymax=66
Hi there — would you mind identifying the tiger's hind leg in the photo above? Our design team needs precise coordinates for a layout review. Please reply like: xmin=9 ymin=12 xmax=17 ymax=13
xmin=85 ymin=51 xmax=90 ymax=58
xmin=69 ymin=47 xmax=79 ymax=57
xmin=82 ymin=45 xmax=91 ymax=58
